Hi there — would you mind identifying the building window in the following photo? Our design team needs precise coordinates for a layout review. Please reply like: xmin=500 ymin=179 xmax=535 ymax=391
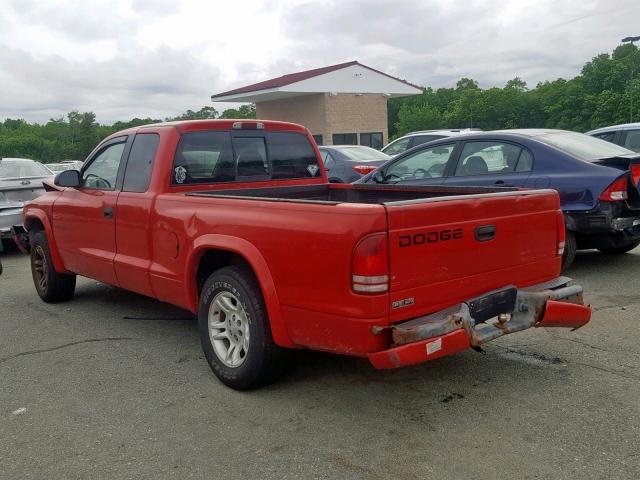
xmin=312 ymin=134 xmax=323 ymax=146
xmin=360 ymin=132 xmax=383 ymax=150
xmin=332 ymin=133 xmax=357 ymax=145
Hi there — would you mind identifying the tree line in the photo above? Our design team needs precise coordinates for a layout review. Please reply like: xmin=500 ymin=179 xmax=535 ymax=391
xmin=1 ymin=44 xmax=639 ymax=162
xmin=388 ymin=43 xmax=640 ymax=138
xmin=0 ymin=105 xmax=255 ymax=162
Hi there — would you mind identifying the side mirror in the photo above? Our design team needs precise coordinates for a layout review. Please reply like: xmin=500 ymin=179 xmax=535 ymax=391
xmin=371 ymin=170 xmax=385 ymax=183
xmin=54 ymin=169 xmax=81 ymax=188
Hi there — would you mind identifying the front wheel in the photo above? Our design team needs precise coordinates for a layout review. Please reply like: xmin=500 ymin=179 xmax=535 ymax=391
xmin=198 ymin=265 xmax=288 ymax=390
xmin=30 ymin=230 xmax=76 ymax=302
xmin=598 ymin=240 xmax=640 ymax=255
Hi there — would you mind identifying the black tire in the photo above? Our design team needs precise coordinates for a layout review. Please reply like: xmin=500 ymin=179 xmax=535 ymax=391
xmin=598 ymin=240 xmax=640 ymax=255
xmin=30 ymin=230 xmax=76 ymax=302
xmin=198 ymin=265 xmax=288 ymax=390
xmin=561 ymin=230 xmax=577 ymax=272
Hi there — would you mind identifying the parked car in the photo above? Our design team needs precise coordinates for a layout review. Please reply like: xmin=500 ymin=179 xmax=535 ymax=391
xmin=586 ymin=122 xmax=640 ymax=152
xmin=0 ymin=158 xmax=53 ymax=239
xmin=14 ymin=120 xmax=590 ymax=390
xmin=359 ymin=129 xmax=640 ymax=269
xmin=381 ymin=129 xmax=480 ymax=156
xmin=318 ymin=145 xmax=391 ymax=183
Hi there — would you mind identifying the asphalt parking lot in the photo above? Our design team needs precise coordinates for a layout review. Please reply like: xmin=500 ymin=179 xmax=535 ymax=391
xmin=1 ymin=246 xmax=639 ymax=480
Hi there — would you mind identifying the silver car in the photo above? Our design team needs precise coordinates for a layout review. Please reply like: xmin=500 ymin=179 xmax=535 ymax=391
xmin=381 ymin=129 xmax=481 ymax=156
xmin=586 ymin=122 xmax=640 ymax=152
xmin=0 ymin=158 xmax=54 ymax=239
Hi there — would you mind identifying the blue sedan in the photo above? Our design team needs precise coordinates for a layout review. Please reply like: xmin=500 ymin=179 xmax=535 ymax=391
xmin=359 ymin=129 xmax=640 ymax=269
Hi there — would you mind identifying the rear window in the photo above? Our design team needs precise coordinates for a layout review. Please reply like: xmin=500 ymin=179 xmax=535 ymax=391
xmin=537 ymin=131 xmax=634 ymax=161
xmin=335 ymin=146 xmax=390 ymax=161
xmin=0 ymin=160 xmax=52 ymax=178
xmin=269 ymin=132 xmax=320 ymax=179
xmin=171 ymin=131 xmax=321 ymax=185
xmin=173 ymin=131 xmax=234 ymax=184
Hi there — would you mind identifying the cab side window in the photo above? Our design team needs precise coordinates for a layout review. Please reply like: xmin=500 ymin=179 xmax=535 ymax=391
xmin=82 ymin=141 xmax=126 ymax=190
xmin=455 ymin=141 xmax=533 ymax=176
xmin=122 ymin=134 xmax=159 ymax=192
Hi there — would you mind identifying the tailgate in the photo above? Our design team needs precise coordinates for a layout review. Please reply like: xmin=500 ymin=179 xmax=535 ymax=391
xmin=385 ymin=190 xmax=562 ymax=323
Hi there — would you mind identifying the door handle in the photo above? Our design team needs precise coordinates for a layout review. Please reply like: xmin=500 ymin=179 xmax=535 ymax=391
xmin=475 ymin=225 xmax=496 ymax=242
xmin=103 ymin=207 xmax=114 ymax=219
xmin=494 ymin=180 xmax=514 ymax=187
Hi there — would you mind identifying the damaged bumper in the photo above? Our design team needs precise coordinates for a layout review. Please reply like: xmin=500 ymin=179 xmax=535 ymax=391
xmin=368 ymin=277 xmax=591 ymax=369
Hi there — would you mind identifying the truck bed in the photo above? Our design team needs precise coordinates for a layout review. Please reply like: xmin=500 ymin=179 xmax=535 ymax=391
xmin=185 ymin=183 xmax=521 ymax=205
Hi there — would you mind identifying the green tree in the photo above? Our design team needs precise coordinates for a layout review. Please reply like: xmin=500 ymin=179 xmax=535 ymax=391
xmin=218 ymin=104 xmax=256 ymax=119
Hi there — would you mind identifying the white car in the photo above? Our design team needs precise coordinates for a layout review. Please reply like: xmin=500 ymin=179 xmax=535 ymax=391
xmin=586 ymin=122 xmax=640 ymax=152
xmin=381 ymin=129 xmax=481 ymax=156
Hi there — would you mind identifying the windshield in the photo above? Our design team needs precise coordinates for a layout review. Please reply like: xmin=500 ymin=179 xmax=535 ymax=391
xmin=536 ymin=131 xmax=635 ymax=161
xmin=335 ymin=147 xmax=390 ymax=161
xmin=0 ymin=160 xmax=52 ymax=178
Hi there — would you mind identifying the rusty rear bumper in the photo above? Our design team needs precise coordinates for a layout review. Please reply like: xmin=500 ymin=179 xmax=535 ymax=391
xmin=368 ymin=277 xmax=591 ymax=369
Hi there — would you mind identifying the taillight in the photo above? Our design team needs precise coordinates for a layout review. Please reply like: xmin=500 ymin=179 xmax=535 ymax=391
xmin=631 ymin=163 xmax=640 ymax=188
xmin=599 ymin=176 xmax=628 ymax=201
xmin=352 ymin=165 xmax=377 ymax=175
xmin=352 ymin=233 xmax=388 ymax=294
xmin=556 ymin=211 xmax=566 ymax=256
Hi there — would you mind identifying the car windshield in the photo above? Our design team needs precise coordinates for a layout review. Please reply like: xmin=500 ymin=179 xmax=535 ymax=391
xmin=536 ymin=131 xmax=635 ymax=161
xmin=334 ymin=147 xmax=390 ymax=161
xmin=0 ymin=160 xmax=52 ymax=178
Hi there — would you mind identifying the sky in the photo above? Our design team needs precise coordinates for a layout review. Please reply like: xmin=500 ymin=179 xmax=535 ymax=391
xmin=0 ymin=0 xmax=638 ymax=124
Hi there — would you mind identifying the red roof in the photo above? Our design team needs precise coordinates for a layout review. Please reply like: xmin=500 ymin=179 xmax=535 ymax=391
xmin=211 ymin=61 xmax=421 ymax=99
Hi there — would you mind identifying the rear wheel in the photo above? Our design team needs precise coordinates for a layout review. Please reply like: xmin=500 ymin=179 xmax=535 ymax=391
xmin=598 ymin=240 xmax=640 ymax=255
xmin=30 ymin=230 xmax=76 ymax=302
xmin=198 ymin=265 xmax=288 ymax=390
xmin=561 ymin=231 xmax=577 ymax=272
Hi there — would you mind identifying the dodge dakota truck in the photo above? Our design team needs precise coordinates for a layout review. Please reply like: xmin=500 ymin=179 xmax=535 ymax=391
xmin=15 ymin=119 xmax=591 ymax=390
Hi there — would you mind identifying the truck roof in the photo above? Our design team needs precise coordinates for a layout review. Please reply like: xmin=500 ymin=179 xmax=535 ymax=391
xmin=108 ymin=119 xmax=309 ymax=139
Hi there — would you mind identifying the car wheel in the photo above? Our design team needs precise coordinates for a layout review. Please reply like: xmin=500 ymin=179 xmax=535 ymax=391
xmin=598 ymin=240 xmax=640 ymax=255
xmin=561 ymin=231 xmax=577 ymax=272
xmin=30 ymin=230 xmax=76 ymax=302
xmin=198 ymin=265 xmax=288 ymax=390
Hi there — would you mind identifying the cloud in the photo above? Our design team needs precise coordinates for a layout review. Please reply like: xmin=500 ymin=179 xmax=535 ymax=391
xmin=0 ymin=0 xmax=639 ymax=123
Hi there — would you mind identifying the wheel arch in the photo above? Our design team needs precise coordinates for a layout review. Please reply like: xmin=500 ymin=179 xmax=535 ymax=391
xmin=23 ymin=209 xmax=68 ymax=273
xmin=185 ymin=234 xmax=295 ymax=348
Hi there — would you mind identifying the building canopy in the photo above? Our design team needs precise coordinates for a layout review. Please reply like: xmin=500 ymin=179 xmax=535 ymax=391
xmin=211 ymin=61 xmax=422 ymax=103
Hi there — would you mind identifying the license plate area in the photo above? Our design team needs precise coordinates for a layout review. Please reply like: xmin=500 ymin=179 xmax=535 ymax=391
xmin=466 ymin=286 xmax=517 ymax=323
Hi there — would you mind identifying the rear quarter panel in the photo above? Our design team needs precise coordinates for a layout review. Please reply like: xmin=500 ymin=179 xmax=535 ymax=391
xmin=529 ymin=143 xmax=621 ymax=211
xmin=148 ymin=194 xmax=390 ymax=352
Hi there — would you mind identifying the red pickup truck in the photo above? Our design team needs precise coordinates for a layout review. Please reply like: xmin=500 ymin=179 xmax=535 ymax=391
xmin=16 ymin=119 xmax=591 ymax=389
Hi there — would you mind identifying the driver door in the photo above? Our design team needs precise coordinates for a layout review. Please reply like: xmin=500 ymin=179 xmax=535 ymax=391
xmin=380 ymin=143 xmax=457 ymax=186
xmin=52 ymin=136 xmax=129 ymax=285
